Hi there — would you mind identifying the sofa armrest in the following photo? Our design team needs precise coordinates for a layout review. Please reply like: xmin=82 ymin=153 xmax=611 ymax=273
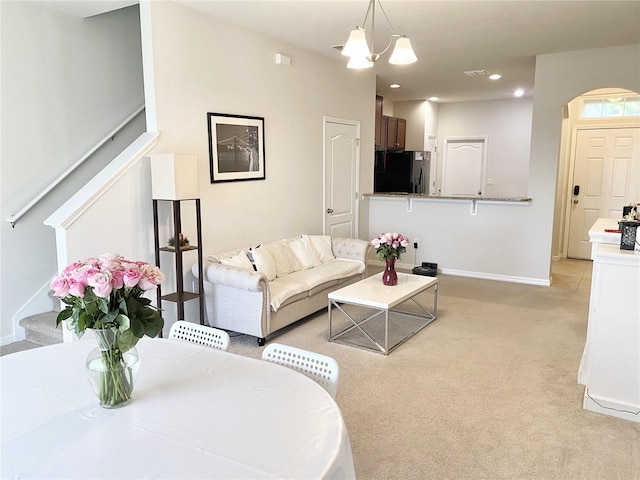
xmin=332 ymin=237 xmax=370 ymax=263
xmin=194 ymin=261 xmax=267 ymax=292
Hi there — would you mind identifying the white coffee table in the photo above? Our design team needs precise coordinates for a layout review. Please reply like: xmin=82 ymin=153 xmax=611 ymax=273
xmin=328 ymin=272 xmax=438 ymax=355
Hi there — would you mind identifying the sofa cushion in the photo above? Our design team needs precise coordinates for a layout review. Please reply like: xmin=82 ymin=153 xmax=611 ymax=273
xmin=249 ymin=246 xmax=277 ymax=281
xmin=219 ymin=251 xmax=254 ymax=271
xmin=268 ymin=258 xmax=364 ymax=311
xmin=304 ymin=235 xmax=335 ymax=263
xmin=289 ymin=236 xmax=322 ymax=269
xmin=263 ymin=239 xmax=301 ymax=277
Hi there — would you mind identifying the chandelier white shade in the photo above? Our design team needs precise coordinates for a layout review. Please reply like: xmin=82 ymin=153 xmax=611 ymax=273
xmin=342 ymin=27 xmax=371 ymax=58
xmin=340 ymin=0 xmax=417 ymax=69
xmin=347 ymin=55 xmax=374 ymax=69
xmin=388 ymin=36 xmax=417 ymax=65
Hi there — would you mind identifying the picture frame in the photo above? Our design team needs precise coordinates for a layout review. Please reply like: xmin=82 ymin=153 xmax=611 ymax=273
xmin=208 ymin=112 xmax=266 ymax=183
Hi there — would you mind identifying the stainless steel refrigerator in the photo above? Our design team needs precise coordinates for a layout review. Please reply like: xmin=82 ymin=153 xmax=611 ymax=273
xmin=374 ymin=150 xmax=430 ymax=194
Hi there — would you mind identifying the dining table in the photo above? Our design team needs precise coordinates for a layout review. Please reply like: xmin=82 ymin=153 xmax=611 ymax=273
xmin=1 ymin=337 xmax=356 ymax=479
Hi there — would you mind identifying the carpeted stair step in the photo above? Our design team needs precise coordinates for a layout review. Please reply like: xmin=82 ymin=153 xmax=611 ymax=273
xmin=19 ymin=311 xmax=63 ymax=346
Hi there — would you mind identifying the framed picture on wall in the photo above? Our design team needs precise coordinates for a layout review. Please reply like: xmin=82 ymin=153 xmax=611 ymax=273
xmin=208 ymin=112 xmax=266 ymax=183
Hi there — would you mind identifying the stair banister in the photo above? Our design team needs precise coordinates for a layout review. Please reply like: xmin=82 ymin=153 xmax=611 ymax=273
xmin=5 ymin=104 xmax=145 ymax=228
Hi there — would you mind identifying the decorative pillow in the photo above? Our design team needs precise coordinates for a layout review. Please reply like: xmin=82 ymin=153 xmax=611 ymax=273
xmin=289 ymin=236 xmax=322 ymax=269
xmin=249 ymin=246 xmax=276 ymax=281
xmin=219 ymin=251 xmax=254 ymax=271
xmin=264 ymin=240 xmax=301 ymax=277
xmin=304 ymin=235 xmax=335 ymax=263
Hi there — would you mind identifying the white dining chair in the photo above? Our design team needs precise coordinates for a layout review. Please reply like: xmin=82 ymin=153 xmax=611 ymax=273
xmin=168 ymin=321 xmax=230 ymax=351
xmin=261 ymin=343 xmax=339 ymax=398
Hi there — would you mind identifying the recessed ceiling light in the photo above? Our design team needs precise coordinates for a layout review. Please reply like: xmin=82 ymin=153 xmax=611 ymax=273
xmin=514 ymin=89 xmax=525 ymax=97
xmin=428 ymin=96 xmax=439 ymax=101
xmin=390 ymin=83 xmax=400 ymax=89
xmin=489 ymin=74 xmax=502 ymax=80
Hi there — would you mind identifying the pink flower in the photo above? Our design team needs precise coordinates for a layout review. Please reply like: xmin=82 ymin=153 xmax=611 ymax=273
xmin=138 ymin=264 xmax=165 ymax=290
xmin=111 ymin=269 xmax=125 ymax=289
xmin=68 ymin=277 xmax=86 ymax=297
xmin=123 ymin=267 xmax=143 ymax=287
xmin=50 ymin=275 xmax=70 ymax=298
xmin=86 ymin=271 xmax=113 ymax=298
xmin=62 ymin=261 xmax=82 ymax=276
xmin=98 ymin=253 xmax=125 ymax=273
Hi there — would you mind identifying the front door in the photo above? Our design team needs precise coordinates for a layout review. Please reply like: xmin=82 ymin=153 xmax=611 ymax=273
xmin=323 ymin=117 xmax=359 ymax=238
xmin=567 ymin=127 xmax=640 ymax=259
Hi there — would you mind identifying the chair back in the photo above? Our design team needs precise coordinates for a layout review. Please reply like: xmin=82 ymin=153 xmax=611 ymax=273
xmin=168 ymin=321 xmax=230 ymax=351
xmin=262 ymin=343 xmax=339 ymax=398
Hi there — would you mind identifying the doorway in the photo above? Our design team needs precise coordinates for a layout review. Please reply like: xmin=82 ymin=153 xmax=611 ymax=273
xmin=442 ymin=137 xmax=487 ymax=196
xmin=557 ymin=88 xmax=640 ymax=260
xmin=566 ymin=127 xmax=640 ymax=258
xmin=323 ymin=117 xmax=360 ymax=238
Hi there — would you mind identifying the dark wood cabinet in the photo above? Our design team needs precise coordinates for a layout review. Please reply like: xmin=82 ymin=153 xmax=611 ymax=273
xmin=153 ymin=199 xmax=205 ymax=331
xmin=374 ymin=95 xmax=406 ymax=150
xmin=384 ymin=116 xmax=406 ymax=150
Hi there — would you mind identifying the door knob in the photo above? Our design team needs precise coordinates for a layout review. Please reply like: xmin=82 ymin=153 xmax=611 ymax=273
xmin=326 ymin=208 xmax=334 ymax=214
xmin=573 ymin=199 xmax=579 ymax=204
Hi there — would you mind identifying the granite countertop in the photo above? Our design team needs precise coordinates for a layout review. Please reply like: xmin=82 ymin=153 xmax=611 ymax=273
xmin=364 ymin=192 xmax=532 ymax=202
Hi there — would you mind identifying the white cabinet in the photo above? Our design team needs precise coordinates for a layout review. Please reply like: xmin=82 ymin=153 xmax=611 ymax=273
xmin=587 ymin=218 xmax=620 ymax=259
xmin=578 ymin=244 xmax=640 ymax=423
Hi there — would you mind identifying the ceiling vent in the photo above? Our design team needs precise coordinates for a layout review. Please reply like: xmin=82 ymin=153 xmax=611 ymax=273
xmin=464 ymin=69 xmax=490 ymax=76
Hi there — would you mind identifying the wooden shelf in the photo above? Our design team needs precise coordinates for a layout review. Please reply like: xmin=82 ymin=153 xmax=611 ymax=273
xmin=153 ymin=198 xmax=205 ymax=333
xmin=161 ymin=291 xmax=201 ymax=303
xmin=159 ymin=245 xmax=199 ymax=252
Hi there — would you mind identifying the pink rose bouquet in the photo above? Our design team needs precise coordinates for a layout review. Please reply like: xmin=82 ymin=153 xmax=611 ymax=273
xmin=370 ymin=232 xmax=410 ymax=261
xmin=51 ymin=253 xmax=165 ymax=350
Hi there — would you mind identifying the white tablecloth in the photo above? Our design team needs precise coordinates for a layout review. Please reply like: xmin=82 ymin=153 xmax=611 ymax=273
xmin=1 ymin=338 xmax=356 ymax=479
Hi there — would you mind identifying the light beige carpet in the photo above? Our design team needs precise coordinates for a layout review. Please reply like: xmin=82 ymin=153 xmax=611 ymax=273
xmin=227 ymin=274 xmax=640 ymax=480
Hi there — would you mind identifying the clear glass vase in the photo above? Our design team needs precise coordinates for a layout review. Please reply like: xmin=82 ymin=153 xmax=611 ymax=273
xmin=85 ymin=329 xmax=140 ymax=408
xmin=382 ymin=258 xmax=398 ymax=286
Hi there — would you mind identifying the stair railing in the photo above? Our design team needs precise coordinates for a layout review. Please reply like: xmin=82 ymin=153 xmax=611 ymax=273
xmin=5 ymin=104 xmax=145 ymax=228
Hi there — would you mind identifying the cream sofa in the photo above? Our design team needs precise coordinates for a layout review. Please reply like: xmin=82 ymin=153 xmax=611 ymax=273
xmin=193 ymin=235 xmax=369 ymax=345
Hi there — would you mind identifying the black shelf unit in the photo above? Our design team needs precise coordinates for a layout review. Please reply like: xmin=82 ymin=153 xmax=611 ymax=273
xmin=153 ymin=199 xmax=205 ymax=331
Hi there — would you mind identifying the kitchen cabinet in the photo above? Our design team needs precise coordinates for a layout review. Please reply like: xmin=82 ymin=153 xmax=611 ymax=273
xmin=384 ymin=116 xmax=406 ymax=150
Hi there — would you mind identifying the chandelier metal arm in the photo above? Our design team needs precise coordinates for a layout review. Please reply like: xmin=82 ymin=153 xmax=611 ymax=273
xmin=340 ymin=0 xmax=417 ymax=68
xmin=360 ymin=0 xmax=399 ymax=60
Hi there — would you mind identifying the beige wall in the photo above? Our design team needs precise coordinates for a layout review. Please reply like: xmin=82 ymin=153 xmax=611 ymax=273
xmin=142 ymin=1 xmax=376 ymax=255
xmin=367 ymin=44 xmax=640 ymax=284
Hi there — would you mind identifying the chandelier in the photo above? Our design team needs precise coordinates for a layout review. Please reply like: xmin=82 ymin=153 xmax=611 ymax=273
xmin=341 ymin=0 xmax=417 ymax=69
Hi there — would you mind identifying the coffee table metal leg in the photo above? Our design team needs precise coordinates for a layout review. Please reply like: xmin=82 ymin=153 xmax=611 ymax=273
xmin=328 ymin=278 xmax=439 ymax=355
xmin=329 ymin=300 xmax=386 ymax=353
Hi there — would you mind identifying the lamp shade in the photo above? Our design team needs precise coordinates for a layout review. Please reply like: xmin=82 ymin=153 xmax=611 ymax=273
xmin=388 ymin=36 xmax=417 ymax=65
xmin=341 ymin=27 xmax=371 ymax=58
xmin=150 ymin=153 xmax=199 ymax=200
xmin=347 ymin=55 xmax=374 ymax=69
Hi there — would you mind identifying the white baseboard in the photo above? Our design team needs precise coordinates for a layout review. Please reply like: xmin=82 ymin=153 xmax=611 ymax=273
xmin=583 ymin=390 xmax=640 ymax=423
xmin=1 ymin=333 xmax=17 ymax=346
xmin=440 ymin=267 xmax=551 ymax=286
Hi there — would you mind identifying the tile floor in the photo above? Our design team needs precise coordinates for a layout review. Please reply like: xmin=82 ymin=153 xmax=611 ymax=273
xmin=550 ymin=257 xmax=592 ymax=291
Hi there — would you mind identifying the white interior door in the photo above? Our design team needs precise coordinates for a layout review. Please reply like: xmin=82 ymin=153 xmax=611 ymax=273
xmin=567 ymin=127 xmax=640 ymax=259
xmin=323 ymin=117 xmax=359 ymax=238
xmin=443 ymin=138 xmax=486 ymax=196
